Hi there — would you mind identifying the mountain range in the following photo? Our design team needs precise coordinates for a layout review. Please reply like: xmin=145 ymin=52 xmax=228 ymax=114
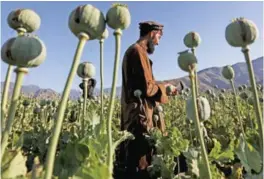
xmin=1 ymin=56 xmax=263 ymax=100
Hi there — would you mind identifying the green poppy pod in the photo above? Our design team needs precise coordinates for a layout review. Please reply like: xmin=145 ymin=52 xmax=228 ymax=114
xmin=183 ymin=31 xmax=201 ymax=48
xmin=155 ymin=105 xmax=163 ymax=113
xmin=239 ymin=92 xmax=248 ymax=100
xmin=7 ymin=9 xmax=41 ymax=33
xmin=77 ymin=62 xmax=96 ymax=79
xmin=221 ymin=89 xmax=226 ymax=93
xmin=46 ymin=100 xmax=52 ymax=106
xmin=222 ymin=65 xmax=235 ymax=80
xmin=68 ymin=4 xmax=106 ymax=40
xmin=134 ymin=89 xmax=142 ymax=98
xmin=22 ymin=99 xmax=30 ymax=107
xmin=40 ymin=100 xmax=46 ymax=107
xmin=177 ymin=50 xmax=197 ymax=72
xmin=205 ymin=89 xmax=212 ymax=95
xmin=238 ymin=86 xmax=243 ymax=91
xmin=103 ymin=94 xmax=108 ymax=99
xmin=225 ymin=17 xmax=258 ymax=48
xmin=97 ymin=28 xmax=109 ymax=40
xmin=34 ymin=107 xmax=41 ymax=114
xmin=52 ymin=101 xmax=58 ymax=108
xmin=106 ymin=3 xmax=131 ymax=30
xmin=248 ymin=97 xmax=254 ymax=106
xmin=219 ymin=94 xmax=225 ymax=101
xmin=186 ymin=96 xmax=211 ymax=122
xmin=1 ymin=35 xmax=46 ymax=68
xmin=210 ymin=93 xmax=216 ymax=99
xmin=78 ymin=98 xmax=84 ymax=103
xmin=153 ymin=115 xmax=159 ymax=123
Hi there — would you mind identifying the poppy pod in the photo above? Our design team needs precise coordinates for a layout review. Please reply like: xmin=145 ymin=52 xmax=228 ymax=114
xmin=98 ymin=28 xmax=109 ymax=40
xmin=205 ymin=89 xmax=212 ymax=95
xmin=239 ymin=92 xmax=248 ymax=100
xmin=1 ymin=35 xmax=46 ymax=68
xmin=68 ymin=4 xmax=106 ymax=40
xmin=248 ymin=97 xmax=254 ymax=106
xmin=183 ymin=31 xmax=201 ymax=48
xmin=22 ymin=100 xmax=30 ymax=107
xmin=177 ymin=50 xmax=197 ymax=72
xmin=186 ymin=96 xmax=211 ymax=122
xmin=153 ymin=115 xmax=159 ymax=122
xmin=106 ymin=3 xmax=131 ymax=30
xmin=77 ymin=62 xmax=96 ymax=79
xmin=222 ymin=65 xmax=235 ymax=80
xmin=221 ymin=89 xmax=226 ymax=93
xmin=225 ymin=17 xmax=258 ymax=48
xmin=134 ymin=89 xmax=142 ymax=98
xmin=238 ymin=86 xmax=243 ymax=91
xmin=7 ymin=9 xmax=41 ymax=32
xmin=156 ymin=105 xmax=163 ymax=113
xmin=40 ymin=100 xmax=46 ymax=107
xmin=34 ymin=107 xmax=41 ymax=114
xmin=219 ymin=94 xmax=225 ymax=101
xmin=78 ymin=98 xmax=84 ymax=103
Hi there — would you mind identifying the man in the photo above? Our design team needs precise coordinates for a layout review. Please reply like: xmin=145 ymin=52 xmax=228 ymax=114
xmin=116 ymin=21 xmax=181 ymax=179
xmin=79 ymin=78 xmax=97 ymax=99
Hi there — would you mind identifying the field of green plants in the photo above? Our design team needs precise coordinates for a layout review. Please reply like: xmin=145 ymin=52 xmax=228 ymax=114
xmin=1 ymin=3 xmax=263 ymax=179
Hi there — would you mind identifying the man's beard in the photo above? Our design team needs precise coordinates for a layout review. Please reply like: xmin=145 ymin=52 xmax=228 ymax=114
xmin=147 ymin=38 xmax=155 ymax=54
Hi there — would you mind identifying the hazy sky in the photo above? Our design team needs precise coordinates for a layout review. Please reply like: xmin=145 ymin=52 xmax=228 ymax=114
xmin=1 ymin=1 xmax=263 ymax=93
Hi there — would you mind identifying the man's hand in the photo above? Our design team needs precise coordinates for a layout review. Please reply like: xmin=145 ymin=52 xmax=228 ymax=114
xmin=165 ymin=83 xmax=178 ymax=96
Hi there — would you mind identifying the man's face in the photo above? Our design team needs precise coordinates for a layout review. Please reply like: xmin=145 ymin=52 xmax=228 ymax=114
xmin=151 ymin=30 xmax=162 ymax=45
xmin=146 ymin=30 xmax=162 ymax=54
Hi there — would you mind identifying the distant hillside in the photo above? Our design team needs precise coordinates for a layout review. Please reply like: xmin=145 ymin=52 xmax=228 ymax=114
xmin=1 ymin=57 xmax=263 ymax=100
xmin=164 ymin=56 xmax=263 ymax=90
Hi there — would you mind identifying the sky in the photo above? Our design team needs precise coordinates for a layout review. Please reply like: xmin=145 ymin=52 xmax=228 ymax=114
xmin=1 ymin=1 xmax=263 ymax=93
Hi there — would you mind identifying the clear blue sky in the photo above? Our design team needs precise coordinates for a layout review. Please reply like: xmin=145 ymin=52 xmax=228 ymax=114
xmin=1 ymin=1 xmax=263 ymax=93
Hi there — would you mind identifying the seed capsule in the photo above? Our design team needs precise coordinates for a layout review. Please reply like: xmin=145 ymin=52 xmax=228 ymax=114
xmin=183 ymin=31 xmax=201 ymax=48
xmin=186 ymin=96 xmax=211 ymax=122
xmin=1 ymin=35 xmax=46 ymax=68
xmin=239 ymin=92 xmax=248 ymax=100
xmin=177 ymin=50 xmax=197 ymax=72
xmin=222 ymin=65 xmax=235 ymax=80
xmin=40 ymin=100 xmax=46 ymax=107
xmin=98 ymin=28 xmax=109 ymax=40
xmin=68 ymin=4 xmax=106 ymax=40
xmin=106 ymin=3 xmax=131 ymax=30
xmin=22 ymin=99 xmax=30 ymax=107
xmin=238 ymin=86 xmax=243 ymax=91
xmin=219 ymin=94 xmax=225 ymax=101
xmin=77 ymin=62 xmax=96 ymax=79
xmin=248 ymin=97 xmax=254 ymax=106
xmin=225 ymin=17 xmax=259 ymax=48
xmin=153 ymin=115 xmax=159 ymax=123
xmin=134 ymin=89 xmax=142 ymax=98
xmin=7 ymin=9 xmax=41 ymax=32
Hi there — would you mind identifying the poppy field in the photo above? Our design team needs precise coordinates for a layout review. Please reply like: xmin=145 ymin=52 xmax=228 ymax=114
xmin=1 ymin=3 xmax=263 ymax=179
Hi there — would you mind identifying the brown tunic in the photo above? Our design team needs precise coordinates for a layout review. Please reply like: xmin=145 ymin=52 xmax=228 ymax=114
xmin=120 ymin=40 xmax=169 ymax=135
